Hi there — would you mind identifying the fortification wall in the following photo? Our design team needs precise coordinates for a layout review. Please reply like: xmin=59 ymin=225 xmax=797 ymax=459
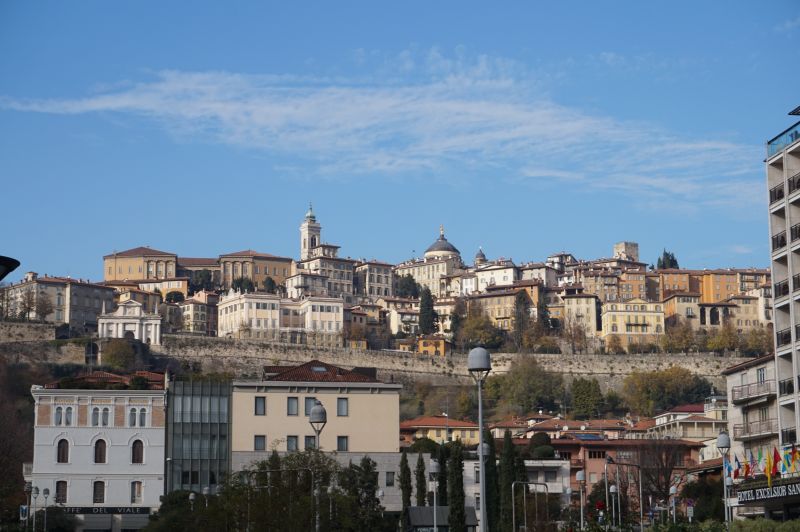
xmin=0 ymin=322 xmax=56 ymax=343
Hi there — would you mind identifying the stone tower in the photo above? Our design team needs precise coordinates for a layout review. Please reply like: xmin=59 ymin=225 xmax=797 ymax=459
xmin=300 ymin=203 xmax=322 ymax=261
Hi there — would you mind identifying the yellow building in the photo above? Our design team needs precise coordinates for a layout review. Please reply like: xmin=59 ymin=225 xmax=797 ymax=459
xmin=219 ymin=249 xmax=293 ymax=290
xmin=663 ymin=293 xmax=702 ymax=329
xmin=399 ymin=415 xmax=480 ymax=446
xmin=466 ymin=288 xmax=529 ymax=331
xmin=117 ymin=288 xmax=162 ymax=313
xmin=417 ymin=336 xmax=452 ymax=357
xmin=138 ymin=278 xmax=190 ymax=300
xmin=231 ymin=360 xmax=401 ymax=454
xmin=563 ymin=293 xmax=602 ymax=337
xmin=601 ymin=298 xmax=665 ymax=350
xmin=619 ymin=269 xmax=648 ymax=301
xmin=103 ymin=246 xmax=177 ymax=281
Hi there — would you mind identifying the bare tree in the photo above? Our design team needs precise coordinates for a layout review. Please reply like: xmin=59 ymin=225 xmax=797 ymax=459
xmin=19 ymin=288 xmax=35 ymax=321
xmin=35 ymin=292 xmax=54 ymax=321
xmin=637 ymin=439 xmax=693 ymax=503
xmin=562 ymin=315 xmax=588 ymax=354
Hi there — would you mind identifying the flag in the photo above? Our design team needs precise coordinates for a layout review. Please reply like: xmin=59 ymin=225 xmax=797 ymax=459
xmin=793 ymin=445 xmax=799 ymax=473
xmin=783 ymin=448 xmax=792 ymax=474
xmin=735 ymin=455 xmax=742 ymax=480
xmin=743 ymin=459 xmax=750 ymax=479
xmin=774 ymin=447 xmax=782 ymax=477
xmin=750 ymin=449 xmax=757 ymax=475
xmin=766 ymin=450 xmax=773 ymax=487
xmin=758 ymin=448 xmax=764 ymax=474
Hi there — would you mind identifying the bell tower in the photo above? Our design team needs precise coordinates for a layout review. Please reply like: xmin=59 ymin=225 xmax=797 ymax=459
xmin=300 ymin=203 xmax=322 ymax=260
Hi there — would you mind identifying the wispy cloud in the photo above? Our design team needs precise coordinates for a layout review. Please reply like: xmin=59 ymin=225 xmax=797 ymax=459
xmin=775 ymin=16 xmax=800 ymax=33
xmin=0 ymin=50 xmax=762 ymax=208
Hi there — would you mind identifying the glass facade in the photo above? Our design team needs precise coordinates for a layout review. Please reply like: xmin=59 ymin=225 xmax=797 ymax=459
xmin=166 ymin=380 xmax=232 ymax=494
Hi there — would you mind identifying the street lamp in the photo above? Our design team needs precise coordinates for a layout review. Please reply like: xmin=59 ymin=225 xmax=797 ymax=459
xmin=576 ymin=470 xmax=586 ymax=531
xmin=604 ymin=456 xmax=614 ymax=530
xmin=610 ymin=485 xmax=618 ymax=528
xmin=24 ymin=482 xmax=31 ymax=532
xmin=717 ymin=430 xmax=731 ymax=529
xmin=669 ymin=486 xmax=677 ymax=524
xmin=202 ymin=486 xmax=210 ymax=508
xmin=32 ymin=487 xmax=38 ymax=532
xmin=0 ymin=256 xmax=20 ymax=282
xmin=430 ymin=458 xmax=440 ymax=532
xmin=189 ymin=492 xmax=196 ymax=512
xmin=42 ymin=488 xmax=49 ymax=532
xmin=309 ymin=400 xmax=327 ymax=532
xmin=468 ymin=347 xmax=491 ymax=532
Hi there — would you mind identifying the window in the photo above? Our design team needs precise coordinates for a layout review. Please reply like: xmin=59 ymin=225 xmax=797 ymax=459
xmin=139 ymin=408 xmax=147 ymax=427
xmin=93 ymin=481 xmax=105 ymax=504
xmin=305 ymin=436 xmax=317 ymax=450
xmin=544 ymin=470 xmax=557 ymax=482
xmin=287 ymin=397 xmax=298 ymax=416
xmin=588 ymin=450 xmax=606 ymax=459
xmin=386 ymin=471 xmax=395 ymax=487
xmin=55 ymin=481 xmax=67 ymax=503
xmin=337 ymin=398 xmax=349 ymax=417
xmin=255 ymin=397 xmax=266 ymax=416
xmin=132 ymin=440 xmax=144 ymax=464
xmin=304 ymin=397 xmax=317 ymax=416
xmin=254 ymin=435 xmax=266 ymax=451
xmin=92 ymin=407 xmax=99 ymax=426
xmin=287 ymin=436 xmax=299 ymax=451
xmin=337 ymin=436 xmax=349 ymax=452
xmin=102 ymin=407 xmax=109 ymax=426
xmin=129 ymin=408 xmax=137 ymax=427
xmin=131 ymin=481 xmax=143 ymax=504
xmin=57 ymin=439 xmax=69 ymax=463
xmin=94 ymin=439 xmax=107 ymax=463
xmin=54 ymin=406 xmax=63 ymax=426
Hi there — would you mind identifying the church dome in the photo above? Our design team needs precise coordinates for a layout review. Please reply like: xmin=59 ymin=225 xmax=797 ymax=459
xmin=474 ymin=247 xmax=487 ymax=265
xmin=424 ymin=226 xmax=460 ymax=259
xmin=304 ymin=203 xmax=316 ymax=222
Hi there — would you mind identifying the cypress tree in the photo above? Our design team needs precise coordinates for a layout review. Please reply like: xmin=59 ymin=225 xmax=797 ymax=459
xmin=483 ymin=429 xmax=500 ymax=532
xmin=499 ymin=430 xmax=516 ymax=531
xmin=415 ymin=452 xmax=427 ymax=506
xmin=400 ymin=449 xmax=412 ymax=526
xmin=419 ymin=287 xmax=438 ymax=335
xmin=448 ymin=440 xmax=466 ymax=531
xmin=436 ymin=443 xmax=449 ymax=506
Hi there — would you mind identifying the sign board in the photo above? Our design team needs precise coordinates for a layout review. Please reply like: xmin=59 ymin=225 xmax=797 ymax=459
xmin=19 ymin=505 xmax=28 ymax=521
xmin=60 ymin=507 xmax=151 ymax=515
xmin=737 ymin=479 xmax=800 ymax=504
xmin=687 ymin=506 xmax=694 ymax=522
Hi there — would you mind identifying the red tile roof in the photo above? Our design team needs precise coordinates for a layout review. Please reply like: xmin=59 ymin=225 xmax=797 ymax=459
xmin=400 ymin=415 xmax=478 ymax=430
xmin=104 ymin=246 xmax=175 ymax=258
xmin=266 ymin=360 xmax=378 ymax=383
xmin=659 ymin=404 xmax=705 ymax=414
xmin=178 ymin=257 xmax=219 ymax=267
xmin=44 ymin=370 xmax=165 ymax=390
xmin=220 ymin=249 xmax=292 ymax=261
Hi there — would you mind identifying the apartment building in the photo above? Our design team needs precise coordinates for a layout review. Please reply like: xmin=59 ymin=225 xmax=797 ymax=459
xmin=353 ymin=260 xmax=395 ymax=300
xmin=230 ymin=360 xmax=401 ymax=455
xmin=179 ymin=290 xmax=219 ymax=336
xmin=26 ymin=371 xmax=167 ymax=531
xmin=466 ymin=288 xmax=530 ymax=331
xmin=400 ymin=415 xmax=480 ymax=446
xmin=103 ymin=246 xmax=177 ymax=282
xmin=563 ymin=293 xmax=602 ymax=337
xmin=600 ymin=298 xmax=665 ymax=350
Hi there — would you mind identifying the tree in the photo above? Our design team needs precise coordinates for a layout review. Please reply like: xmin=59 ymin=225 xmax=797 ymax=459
xmin=399 ymin=450 xmax=412 ymax=527
xmin=354 ymin=456 xmax=384 ymax=530
xmin=436 ymin=443 xmax=449 ymax=506
xmin=680 ymin=476 xmax=724 ymax=522
xmin=489 ymin=356 xmax=563 ymax=416
xmin=415 ymin=452 xmax=427 ymax=506
xmin=661 ymin=316 xmax=696 ymax=353
xmin=622 ymin=367 xmax=712 ymax=416
xmin=707 ymin=320 xmax=739 ymax=353
xmin=741 ymin=327 xmax=773 ymax=356
xmin=571 ymin=377 xmax=604 ymax=419
xmin=454 ymin=389 xmax=476 ymax=422
xmin=35 ymin=292 xmax=54 ymax=321
xmin=499 ymin=430 xmax=517 ymax=531
xmin=102 ymin=339 xmax=136 ymax=370
xmin=605 ymin=334 xmax=625 ymax=354
xmin=562 ymin=315 xmax=589 ymax=354
xmin=419 ymin=287 xmax=438 ymax=335
xmin=188 ymin=269 xmax=215 ymax=294
xmin=165 ymin=291 xmax=184 ymax=303
xmin=638 ymin=439 xmax=691 ymax=503
xmin=232 ymin=276 xmax=255 ymax=293
xmin=656 ymin=249 xmax=680 ymax=269
xmin=512 ymin=291 xmax=531 ymax=351
xmin=449 ymin=297 xmax=466 ymax=344
xmin=458 ymin=313 xmax=504 ymax=349
xmin=483 ymin=429 xmax=500 ymax=532
xmin=447 ymin=440 xmax=466 ymax=531
xmin=262 ymin=276 xmax=277 ymax=294
xmin=19 ymin=287 xmax=35 ymax=320
xmin=396 ymin=275 xmax=420 ymax=299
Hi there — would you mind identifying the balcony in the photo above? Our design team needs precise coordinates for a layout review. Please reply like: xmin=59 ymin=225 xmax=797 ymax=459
xmin=789 ymin=171 xmax=800 ymax=195
xmin=22 ymin=462 xmax=32 ymax=479
xmin=732 ymin=380 xmax=776 ymax=403
xmin=792 ymin=224 xmax=800 ymax=243
xmin=773 ymin=232 xmax=788 ymax=252
xmin=771 ymin=184 xmax=786 ymax=204
xmin=768 ymin=121 xmax=800 ymax=157
xmin=780 ymin=377 xmax=795 ymax=396
xmin=733 ymin=419 xmax=779 ymax=440
xmin=775 ymin=279 xmax=790 ymax=298
xmin=782 ymin=427 xmax=797 ymax=445
xmin=777 ymin=328 xmax=792 ymax=347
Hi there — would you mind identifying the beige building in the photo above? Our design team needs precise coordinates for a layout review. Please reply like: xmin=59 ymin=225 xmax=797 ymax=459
xmin=176 ymin=257 xmax=222 ymax=286
xmin=563 ymin=293 xmax=602 ymax=337
xmin=1 ymin=272 xmax=116 ymax=334
xmin=601 ymin=298 xmax=665 ymax=350
xmin=353 ymin=260 xmax=394 ymax=301
xmin=219 ymin=249 xmax=292 ymax=289
xmin=231 ymin=360 xmax=401 ymax=454
xmin=394 ymin=226 xmax=464 ymax=298
xmin=399 ymin=415 xmax=480 ymax=446
xmin=217 ymin=289 xmax=343 ymax=346
xmin=179 ymin=290 xmax=219 ymax=336
xmin=117 ymin=288 xmax=161 ymax=314
xmin=467 ymin=288 xmax=530 ymax=331
xmin=103 ymin=246 xmax=177 ymax=281
xmin=474 ymin=259 xmax=518 ymax=292
xmin=285 ymin=271 xmax=329 ymax=298
xmin=138 ymin=278 xmax=190 ymax=300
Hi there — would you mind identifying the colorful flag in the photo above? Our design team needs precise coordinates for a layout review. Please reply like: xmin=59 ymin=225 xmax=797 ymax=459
xmin=783 ymin=448 xmax=792 ymax=474
xmin=774 ymin=447 xmax=782 ymax=477
xmin=766 ymin=450 xmax=773 ymax=487
xmin=758 ymin=448 xmax=764 ymax=473
xmin=750 ymin=449 xmax=757 ymax=476
xmin=793 ymin=445 xmax=799 ymax=473
xmin=735 ymin=455 xmax=741 ymax=480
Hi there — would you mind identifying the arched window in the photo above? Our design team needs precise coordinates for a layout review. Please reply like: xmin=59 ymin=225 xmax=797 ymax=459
xmin=101 ymin=408 xmax=109 ymax=426
xmin=611 ymin=324 xmax=618 ymax=332
xmin=129 ymin=408 xmax=137 ymax=427
xmin=65 ymin=407 xmax=73 ymax=426
xmin=139 ymin=408 xmax=147 ymax=428
xmin=93 ymin=481 xmax=105 ymax=504
xmin=94 ymin=439 xmax=107 ymax=464
xmin=55 ymin=481 xmax=67 ymax=503
xmin=92 ymin=407 xmax=99 ymax=427
xmin=130 ymin=481 xmax=143 ymax=504
xmin=132 ymin=440 xmax=144 ymax=464
xmin=57 ymin=439 xmax=69 ymax=463
xmin=656 ymin=325 xmax=663 ymax=333
xmin=54 ymin=407 xmax=63 ymax=426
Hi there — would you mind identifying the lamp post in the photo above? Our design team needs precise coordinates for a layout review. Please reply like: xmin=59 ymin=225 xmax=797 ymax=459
xmin=24 ymin=482 xmax=31 ymax=532
xmin=430 ymin=458 xmax=439 ymax=532
xmin=604 ymin=457 xmax=613 ymax=530
xmin=468 ymin=347 xmax=492 ymax=532
xmin=202 ymin=486 xmax=210 ymax=508
xmin=42 ymin=488 xmax=49 ymax=532
xmin=32 ymin=487 xmax=38 ymax=532
xmin=717 ymin=431 xmax=731 ymax=530
xmin=576 ymin=470 xmax=586 ymax=531
xmin=669 ymin=486 xmax=677 ymax=524
xmin=309 ymin=400 xmax=327 ymax=532
xmin=610 ymin=485 xmax=617 ymax=529
xmin=189 ymin=492 xmax=196 ymax=512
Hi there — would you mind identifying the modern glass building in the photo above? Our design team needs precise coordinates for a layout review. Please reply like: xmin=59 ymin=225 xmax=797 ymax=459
xmin=166 ymin=380 xmax=232 ymax=493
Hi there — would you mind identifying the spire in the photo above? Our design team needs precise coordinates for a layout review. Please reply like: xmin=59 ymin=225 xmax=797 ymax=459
xmin=439 ymin=224 xmax=444 ymax=239
xmin=305 ymin=202 xmax=316 ymax=221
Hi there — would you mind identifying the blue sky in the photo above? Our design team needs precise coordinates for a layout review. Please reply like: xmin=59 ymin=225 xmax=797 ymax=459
xmin=2 ymin=1 xmax=799 ymax=282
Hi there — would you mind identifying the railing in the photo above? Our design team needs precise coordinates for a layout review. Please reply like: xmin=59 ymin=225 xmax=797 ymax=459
xmin=771 ymin=184 xmax=786 ymax=204
xmin=22 ymin=462 xmax=32 ymax=478
xmin=768 ymin=121 xmax=800 ymax=157
xmin=776 ymin=328 xmax=792 ymax=347
xmin=782 ymin=427 xmax=797 ymax=445
xmin=789 ymin=171 xmax=800 ymax=195
xmin=775 ymin=279 xmax=790 ymax=298
xmin=733 ymin=419 xmax=779 ymax=439
xmin=780 ymin=377 xmax=795 ymax=396
xmin=732 ymin=380 xmax=776 ymax=402
xmin=792 ymin=224 xmax=800 ymax=243
xmin=773 ymin=231 xmax=788 ymax=252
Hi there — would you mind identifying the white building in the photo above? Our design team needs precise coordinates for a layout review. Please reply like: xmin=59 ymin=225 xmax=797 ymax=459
xmin=394 ymin=226 xmax=465 ymax=298
xmin=97 ymin=299 xmax=162 ymax=345
xmin=25 ymin=371 xmax=167 ymax=532
xmin=474 ymin=259 xmax=518 ymax=292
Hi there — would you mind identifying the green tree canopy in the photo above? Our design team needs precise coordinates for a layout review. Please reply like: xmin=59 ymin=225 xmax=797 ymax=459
xmin=165 ymin=291 xmax=184 ymax=303
xmin=458 ymin=313 xmax=504 ymax=349
xmin=656 ymin=249 xmax=680 ymax=269
xmin=419 ymin=287 xmax=438 ymax=335
xmin=399 ymin=450 xmax=412 ymax=528
xmin=232 ymin=276 xmax=255 ymax=293
xmin=396 ymin=275 xmax=420 ymax=298
xmin=622 ymin=366 xmax=712 ymax=416
xmin=447 ymin=440 xmax=466 ymax=531
xmin=512 ymin=290 xmax=532 ymax=351
xmin=262 ymin=276 xmax=277 ymax=294
xmin=415 ymin=451 xmax=427 ymax=507
xmin=102 ymin=339 xmax=136 ymax=370
xmin=571 ymin=377 xmax=604 ymax=419
xmin=488 ymin=356 xmax=563 ymax=415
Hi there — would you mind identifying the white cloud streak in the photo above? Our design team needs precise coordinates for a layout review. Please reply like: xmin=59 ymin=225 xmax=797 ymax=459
xmin=0 ymin=51 xmax=762 ymax=207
